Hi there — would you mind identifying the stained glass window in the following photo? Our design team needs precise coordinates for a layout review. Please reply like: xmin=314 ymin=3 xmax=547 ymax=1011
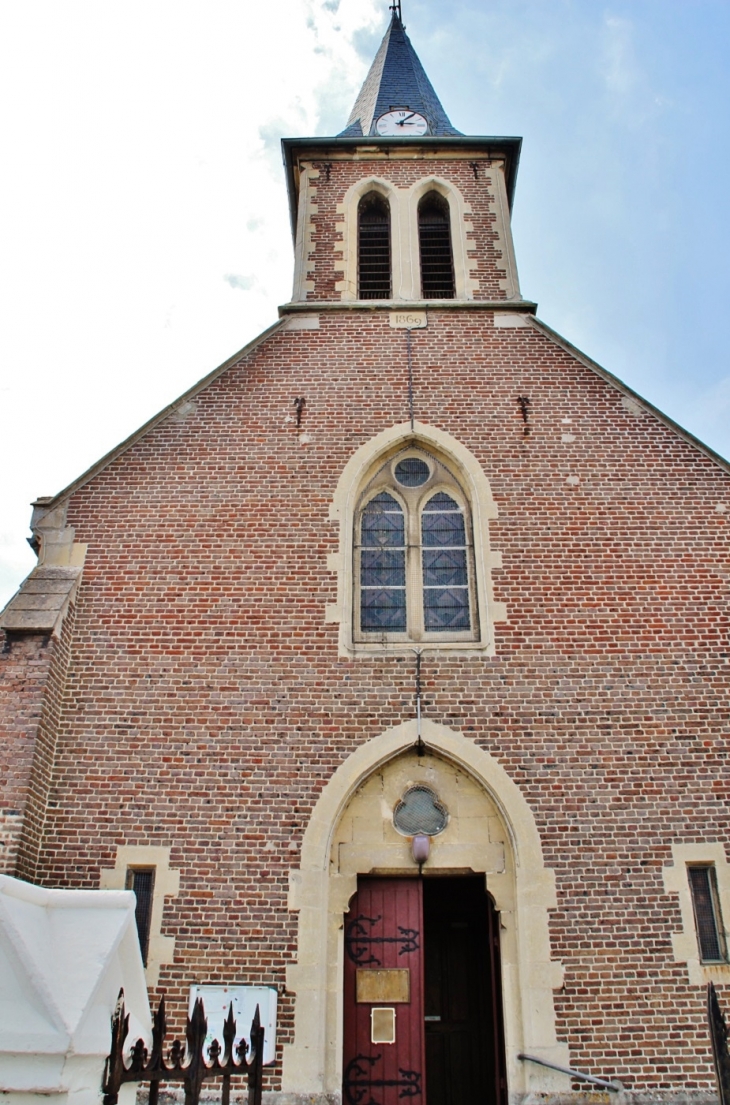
xmin=422 ymin=493 xmax=470 ymax=631
xmin=393 ymin=785 xmax=449 ymax=836
xmin=360 ymin=492 xmax=406 ymax=631
xmin=355 ymin=451 xmax=478 ymax=643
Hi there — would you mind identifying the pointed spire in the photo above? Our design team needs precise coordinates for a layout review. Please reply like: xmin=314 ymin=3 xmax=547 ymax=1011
xmin=340 ymin=8 xmax=461 ymax=138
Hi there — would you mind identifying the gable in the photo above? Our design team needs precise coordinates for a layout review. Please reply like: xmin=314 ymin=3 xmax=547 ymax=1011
xmin=3 ymin=307 xmax=722 ymax=654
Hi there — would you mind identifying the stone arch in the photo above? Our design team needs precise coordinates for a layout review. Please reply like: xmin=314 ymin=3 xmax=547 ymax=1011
xmin=407 ymin=175 xmax=475 ymax=300
xmin=335 ymin=177 xmax=401 ymax=302
xmin=281 ymin=718 xmax=569 ymax=1099
xmin=325 ymin=420 xmax=506 ymax=656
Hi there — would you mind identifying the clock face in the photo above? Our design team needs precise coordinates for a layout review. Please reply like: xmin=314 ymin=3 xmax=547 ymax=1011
xmin=375 ymin=110 xmax=429 ymax=137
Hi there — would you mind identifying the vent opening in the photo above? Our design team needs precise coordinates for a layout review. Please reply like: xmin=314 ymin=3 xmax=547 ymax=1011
xmin=418 ymin=192 xmax=455 ymax=300
xmin=358 ymin=192 xmax=391 ymax=300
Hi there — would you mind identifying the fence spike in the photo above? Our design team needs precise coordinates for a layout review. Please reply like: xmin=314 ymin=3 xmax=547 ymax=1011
xmin=223 ymin=1001 xmax=237 ymax=1066
xmin=101 ymin=989 xmax=129 ymax=1105
xmin=101 ymin=992 xmax=265 ymax=1105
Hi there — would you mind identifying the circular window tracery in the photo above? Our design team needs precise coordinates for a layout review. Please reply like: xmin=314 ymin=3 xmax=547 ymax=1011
xmin=393 ymin=785 xmax=448 ymax=837
xmin=394 ymin=457 xmax=430 ymax=487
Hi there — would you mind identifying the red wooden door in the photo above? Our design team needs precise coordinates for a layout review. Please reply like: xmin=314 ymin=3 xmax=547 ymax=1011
xmin=343 ymin=878 xmax=425 ymax=1105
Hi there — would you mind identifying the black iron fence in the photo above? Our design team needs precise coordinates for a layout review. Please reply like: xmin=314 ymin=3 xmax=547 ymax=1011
xmin=103 ymin=990 xmax=264 ymax=1105
xmin=102 ymin=977 xmax=729 ymax=1105
xmin=708 ymin=981 xmax=730 ymax=1105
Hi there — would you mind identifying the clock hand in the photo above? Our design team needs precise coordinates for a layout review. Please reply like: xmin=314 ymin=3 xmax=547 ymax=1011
xmin=396 ymin=112 xmax=417 ymax=125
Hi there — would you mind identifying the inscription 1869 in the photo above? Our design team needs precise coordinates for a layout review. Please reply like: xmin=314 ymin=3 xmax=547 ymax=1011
xmin=389 ymin=312 xmax=427 ymax=329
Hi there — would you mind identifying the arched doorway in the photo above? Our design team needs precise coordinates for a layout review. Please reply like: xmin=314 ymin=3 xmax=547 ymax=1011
xmin=281 ymin=720 xmax=569 ymax=1100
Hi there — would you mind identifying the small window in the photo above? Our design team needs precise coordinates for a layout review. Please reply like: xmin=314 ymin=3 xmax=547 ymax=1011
xmin=358 ymin=192 xmax=391 ymax=300
xmin=418 ymin=192 xmax=455 ymax=299
xmin=688 ymin=865 xmax=727 ymax=963
xmin=126 ymin=866 xmax=156 ymax=966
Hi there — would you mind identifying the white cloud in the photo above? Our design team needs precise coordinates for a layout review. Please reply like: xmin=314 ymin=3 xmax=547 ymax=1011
xmin=224 ymin=274 xmax=258 ymax=291
xmin=602 ymin=14 xmax=638 ymax=99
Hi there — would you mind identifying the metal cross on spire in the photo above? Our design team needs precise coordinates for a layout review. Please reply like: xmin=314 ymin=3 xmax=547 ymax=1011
xmin=389 ymin=1 xmax=402 ymax=21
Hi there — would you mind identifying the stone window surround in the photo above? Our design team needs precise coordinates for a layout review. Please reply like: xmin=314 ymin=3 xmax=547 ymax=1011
xmin=326 ymin=420 xmax=507 ymax=658
xmin=100 ymin=845 xmax=180 ymax=987
xmin=663 ymin=841 xmax=730 ymax=985
xmin=281 ymin=718 xmax=569 ymax=1098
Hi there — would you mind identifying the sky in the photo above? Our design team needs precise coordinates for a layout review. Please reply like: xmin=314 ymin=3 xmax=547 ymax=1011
xmin=1 ymin=0 xmax=729 ymax=608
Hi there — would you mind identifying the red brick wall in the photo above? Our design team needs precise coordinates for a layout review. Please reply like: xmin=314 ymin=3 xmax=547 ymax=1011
xmin=16 ymin=601 xmax=78 ymax=881
xmin=0 ymin=606 xmax=78 ymax=879
xmin=6 ymin=308 xmax=730 ymax=1090
xmin=0 ymin=632 xmax=54 ymax=874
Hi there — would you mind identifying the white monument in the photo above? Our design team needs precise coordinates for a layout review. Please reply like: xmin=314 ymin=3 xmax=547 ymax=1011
xmin=0 ymin=874 xmax=150 ymax=1105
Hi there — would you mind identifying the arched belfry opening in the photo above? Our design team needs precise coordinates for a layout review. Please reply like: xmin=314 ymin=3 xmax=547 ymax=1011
xmin=281 ymin=721 xmax=569 ymax=1101
xmin=418 ymin=192 xmax=455 ymax=299
xmin=358 ymin=192 xmax=392 ymax=299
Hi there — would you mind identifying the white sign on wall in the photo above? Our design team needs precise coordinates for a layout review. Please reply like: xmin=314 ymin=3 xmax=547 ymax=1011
xmin=188 ymin=985 xmax=277 ymax=1066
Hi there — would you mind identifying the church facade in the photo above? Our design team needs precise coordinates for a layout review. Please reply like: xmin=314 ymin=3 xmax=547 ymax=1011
xmin=1 ymin=11 xmax=729 ymax=1105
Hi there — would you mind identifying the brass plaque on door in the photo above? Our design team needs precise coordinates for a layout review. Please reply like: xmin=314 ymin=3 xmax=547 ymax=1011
xmin=356 ymin=968 xmax=410 ymax=1004
xmin=371 ymin=1006 xmax=396 ymax=1044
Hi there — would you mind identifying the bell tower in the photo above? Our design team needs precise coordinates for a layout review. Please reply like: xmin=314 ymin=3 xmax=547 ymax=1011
xmin=282 ymin=7 xmax=528 ymax=309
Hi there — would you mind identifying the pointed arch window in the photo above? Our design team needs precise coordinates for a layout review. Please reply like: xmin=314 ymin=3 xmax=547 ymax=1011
xmin=418 ymin=192 xmax=455 ymax=299
xmin=355 ymin=450 xmax=477 ymax=643
xmin=358 ymin=192 xmax=392 ymax=300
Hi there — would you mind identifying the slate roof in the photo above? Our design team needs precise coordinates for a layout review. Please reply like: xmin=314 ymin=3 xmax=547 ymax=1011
xmin=341 ymin=11 xmax=461 ymax=138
